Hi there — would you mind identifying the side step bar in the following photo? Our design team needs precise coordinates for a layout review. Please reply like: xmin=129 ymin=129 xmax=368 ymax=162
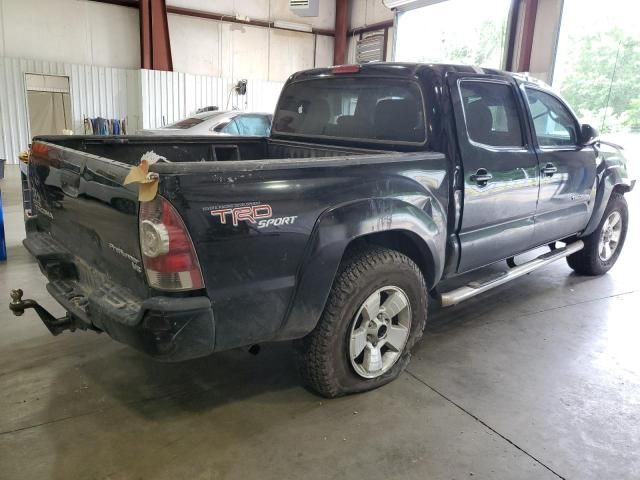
xmin=439 ymin=240 xmax=584 ymax=307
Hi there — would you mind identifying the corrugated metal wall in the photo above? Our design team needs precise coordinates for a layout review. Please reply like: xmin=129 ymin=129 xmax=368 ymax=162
xmin=140 ymin=70 xmax=284 ymax=129
xmin=0 ymin=56 xmax=141 ymax=164
xmin=0 ymin=57 xmax=285 ymax=164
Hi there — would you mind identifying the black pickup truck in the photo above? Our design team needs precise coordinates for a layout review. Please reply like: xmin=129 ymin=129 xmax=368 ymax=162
xmin=11 ymin=63 xmax=634 ymax=397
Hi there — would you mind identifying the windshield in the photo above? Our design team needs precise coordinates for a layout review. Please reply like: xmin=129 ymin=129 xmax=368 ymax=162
xmin=162 ymin=112 xmax=225 ymax=130
xmin=272 ymin=77 xmax=426 ymax=144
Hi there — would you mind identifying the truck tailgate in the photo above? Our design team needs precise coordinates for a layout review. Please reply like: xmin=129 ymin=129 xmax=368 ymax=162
xmin=27 ymin=141 xmax=147 ymax=298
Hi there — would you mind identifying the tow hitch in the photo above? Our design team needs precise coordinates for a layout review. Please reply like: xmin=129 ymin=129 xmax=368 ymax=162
xmin=9 ymin=289 xmax=77 ymax=335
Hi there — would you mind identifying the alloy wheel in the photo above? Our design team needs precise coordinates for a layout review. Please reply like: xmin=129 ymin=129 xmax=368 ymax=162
xmin=348 ymin=286 xmax=412 ymax=379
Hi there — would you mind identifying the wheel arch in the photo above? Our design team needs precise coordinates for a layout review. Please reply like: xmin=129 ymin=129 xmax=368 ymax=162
xmin=581 ymin=166 xmax=634 ymax=238
xmin=275 ymin=197 xmax=446 ymax=341
xmin=343 ymin=230 xmax=437 ymax=291
xmin=612 ymin=183 xmax=632 ymax=195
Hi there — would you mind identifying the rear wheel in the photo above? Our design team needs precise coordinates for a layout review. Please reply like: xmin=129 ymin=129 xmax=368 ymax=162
xmin=567 ymin=192 xmax=628 ymax=275
xmin=297 ymin=246 xmax=428 ymax=398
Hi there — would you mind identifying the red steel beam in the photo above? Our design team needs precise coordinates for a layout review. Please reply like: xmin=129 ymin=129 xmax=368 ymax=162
xmin=334 ymin=0 xmax=348 ymax=65
xmin=150 ymin=0 xmax=173 ymax=71
xmin=139 ymin=0 xmax=172 ymax=71
xmin=516 ymin=0 xmax=538 ymax=72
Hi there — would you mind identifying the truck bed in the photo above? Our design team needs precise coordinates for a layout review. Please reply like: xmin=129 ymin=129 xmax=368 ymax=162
xmin=40 ymin=135 xmax=385 ymax=165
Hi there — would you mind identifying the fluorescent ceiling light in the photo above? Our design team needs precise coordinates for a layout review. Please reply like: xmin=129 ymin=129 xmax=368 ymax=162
xmin=273 ymin=20 xmax=313 ymax=32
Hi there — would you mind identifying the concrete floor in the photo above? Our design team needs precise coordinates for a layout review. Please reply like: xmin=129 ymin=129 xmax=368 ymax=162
xmin=1 ymin=163 xmax=639 ymax=480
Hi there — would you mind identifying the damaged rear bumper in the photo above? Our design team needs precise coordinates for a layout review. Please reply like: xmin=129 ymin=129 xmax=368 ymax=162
xmin=17 ymin=231 xmax=215 ymax=362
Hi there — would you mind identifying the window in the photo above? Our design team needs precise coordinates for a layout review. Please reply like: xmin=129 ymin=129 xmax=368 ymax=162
xmin=232 ymin=115 xmax=271 ymax=136
xmin=272 ymin=78 xmax=426 ymax=144
xmin=525 ymin=88 xmax=578 ymax=147
xmin=164 ymin=117 xmax=204 ymax=129
xmin=460 ymin=81 xmax=524 ymax=148
xmin=163 ymin=112 xmax=225 ymax=130
xmin=219 ymin=121 xmax=239 ymax=135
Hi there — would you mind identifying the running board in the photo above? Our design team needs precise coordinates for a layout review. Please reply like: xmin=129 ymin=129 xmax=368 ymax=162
xmin=439 ymin=240 xmax=584 ymax=307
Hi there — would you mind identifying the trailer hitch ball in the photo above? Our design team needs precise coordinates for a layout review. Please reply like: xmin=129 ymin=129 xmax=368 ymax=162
xmin=10 ymin=289 xmax=26 ymax=316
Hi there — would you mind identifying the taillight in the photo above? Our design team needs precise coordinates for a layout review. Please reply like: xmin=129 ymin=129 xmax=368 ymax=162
xmin=139 ymin=196 xmax=204 ymax=291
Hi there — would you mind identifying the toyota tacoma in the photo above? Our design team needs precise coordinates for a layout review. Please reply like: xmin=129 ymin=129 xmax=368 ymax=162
xmin=10 ymin=63 xmax=634 ymax=397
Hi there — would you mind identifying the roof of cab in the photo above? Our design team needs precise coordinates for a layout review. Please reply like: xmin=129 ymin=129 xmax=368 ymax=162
xmin=288 ymin=62 xmax=550 ymax=89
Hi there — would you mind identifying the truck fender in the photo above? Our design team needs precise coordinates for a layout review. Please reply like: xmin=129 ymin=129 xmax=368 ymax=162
xmin=276 ymin=197 xmax=447 ymax=340
xmin=580 ymin=144 xmax=634 ymax=238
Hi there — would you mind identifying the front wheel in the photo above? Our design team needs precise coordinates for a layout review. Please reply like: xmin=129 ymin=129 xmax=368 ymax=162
xmin=567 ymin=192 xmax=628 ymax=275
xmin=297 ymin=246 xmax=428 ymax=398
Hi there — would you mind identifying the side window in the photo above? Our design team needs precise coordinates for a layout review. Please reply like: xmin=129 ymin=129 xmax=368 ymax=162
xmin=460 ymin=81 xmax=524 ymax=148
xmin=233 ymin=115 xmax=272 ymax=135
xmin=525 ymin=88 xmax=577 ymax=147
xmin=219 ymin=120 xmax=240 ymax=135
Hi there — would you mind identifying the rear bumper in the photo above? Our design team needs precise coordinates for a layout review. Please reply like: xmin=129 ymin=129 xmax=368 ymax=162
xmin=23 ymin=229 xmax=215 ymax=362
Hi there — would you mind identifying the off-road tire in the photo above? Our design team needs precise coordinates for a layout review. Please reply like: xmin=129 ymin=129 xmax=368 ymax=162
xmin=567 ymin=192 xmax=628 ymax=275
xmin=297 ymin=246 xmax=428 ymax=398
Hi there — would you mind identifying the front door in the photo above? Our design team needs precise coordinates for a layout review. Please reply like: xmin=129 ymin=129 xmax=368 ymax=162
xmin=449 ymin=75 xmax=540 ymax=273
xmin=523 ymin=87 xmax=597 ymax=244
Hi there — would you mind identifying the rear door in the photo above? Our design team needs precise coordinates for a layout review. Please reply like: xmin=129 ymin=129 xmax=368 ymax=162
xmin=522 ymin=86 xmax=597 ymax=244
xmin=449 ymin=74 xmax=540 ymax=272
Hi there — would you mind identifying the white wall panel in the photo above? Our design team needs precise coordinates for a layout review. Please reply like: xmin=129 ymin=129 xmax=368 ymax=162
xmin=0 ymin=0 xmax=139 ymax=69
xmin=140 ymin=69 xmax=283 ymax=129
xmin=0 ymin=57 xmax=141 ymax=164
xmin=169 ymin=13 xmax=223 ymax=77
xmin=86 ymin=1 xmax=141 ymax=69
xmin=315 ymin=35 xmax=335 ymax=67
xmin=223 ymin=23 xmax=270 ymax=81
xmin=349 ymin=0 xmax=394 ymax=29
xmin=168 ymin=11 xmax=320 ymax=81
xmin=269 ymin=30 xmax=315 ymax=81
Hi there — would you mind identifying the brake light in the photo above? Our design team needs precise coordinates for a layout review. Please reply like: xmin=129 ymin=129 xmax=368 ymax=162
xmin=332 ymin=64 xmax=360 ymax=74
xmin=139 ymin=196 xmax=204 ymax=291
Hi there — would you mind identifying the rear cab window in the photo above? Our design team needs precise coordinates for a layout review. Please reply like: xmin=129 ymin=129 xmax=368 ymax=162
xmin=272 ymin=77 xmax=427 ymax=145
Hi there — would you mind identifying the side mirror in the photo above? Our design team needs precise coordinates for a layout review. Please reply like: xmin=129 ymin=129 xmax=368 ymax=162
xmin=580 ymin=124 xmax=599 ymax=145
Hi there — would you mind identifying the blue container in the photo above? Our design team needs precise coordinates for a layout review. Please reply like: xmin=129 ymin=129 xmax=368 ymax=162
xmin=0 ymin=158 xmax=5 ymax=261
xmin=0 ymin=190 xmax=6 ymax=261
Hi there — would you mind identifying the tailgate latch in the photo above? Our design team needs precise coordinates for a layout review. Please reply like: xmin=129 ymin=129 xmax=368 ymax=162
xmin=9 ymin=289 xmax=76 ymax=336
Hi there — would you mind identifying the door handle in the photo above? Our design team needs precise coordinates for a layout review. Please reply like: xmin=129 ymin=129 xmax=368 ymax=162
xmin=541 ymin=163 xmax=558 ymax=177
xmin=470 ymin=168 xmax=493 ymax=186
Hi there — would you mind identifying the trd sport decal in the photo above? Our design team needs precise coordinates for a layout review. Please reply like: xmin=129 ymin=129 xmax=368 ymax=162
xmin=204 ymin=202 xmax=297 ymax=228
xmin=209 ymin=203 xmax=272 ymax=226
